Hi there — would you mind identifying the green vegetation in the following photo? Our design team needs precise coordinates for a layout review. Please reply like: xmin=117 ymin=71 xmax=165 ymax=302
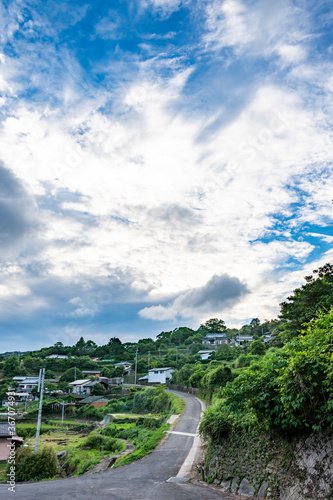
xmin=114 ymin=424 xmax=169 ymax=467
xmin=199 ymin=269 xmax=333 ymax=444
xmin=0 ymin=463 xmax=7 ymax=483
xmin=11 ymin=447 xmax=59 ymax=482
xmin=2 ymin=387 xmax=184 ymax=483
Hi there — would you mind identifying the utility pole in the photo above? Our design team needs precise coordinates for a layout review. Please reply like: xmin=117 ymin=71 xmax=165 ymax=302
xmin=148 ymin=351 xmax=150 ymax=371
xmin=34 ymin=368 xmax=45 ymax=453
xmin=134 ymin=349 xmax=138 ymax=385
xmin=61 ymin=400 xmax=65 ymax=425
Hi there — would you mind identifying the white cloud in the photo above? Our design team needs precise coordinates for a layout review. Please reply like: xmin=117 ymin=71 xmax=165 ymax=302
xmin=141 ymin=0 xmax=183 ymax=18
xmin=203 ymin=0 xmax=309 ymax=67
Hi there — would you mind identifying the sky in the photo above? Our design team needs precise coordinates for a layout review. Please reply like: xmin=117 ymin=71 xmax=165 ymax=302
xmin=0 ymin=0 xmax=333 ymax=351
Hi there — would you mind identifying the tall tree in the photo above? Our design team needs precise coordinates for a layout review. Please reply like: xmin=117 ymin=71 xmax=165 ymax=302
xmin=201 ymin=318 xmax=227 ymax=333
xmin=279 ymin=263 xmax=333 ymax=340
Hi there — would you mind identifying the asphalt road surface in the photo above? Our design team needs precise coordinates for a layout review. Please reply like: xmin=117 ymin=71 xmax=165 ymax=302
xmin=0 ymin=391 xmax=234 ymax=500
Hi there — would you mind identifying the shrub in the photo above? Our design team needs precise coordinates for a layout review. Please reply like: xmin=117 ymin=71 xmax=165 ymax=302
xmin=13 ymin=447 xmax=59 ymax=481
xmin=199 ymin=402 xmax=233 ymax=441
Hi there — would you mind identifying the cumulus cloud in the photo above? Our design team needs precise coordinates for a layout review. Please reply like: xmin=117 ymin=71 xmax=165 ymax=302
xmin=139 ymin=274 xmax=249 ymax=320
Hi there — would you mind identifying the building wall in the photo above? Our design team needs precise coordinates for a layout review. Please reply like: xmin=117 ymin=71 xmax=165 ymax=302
xmin=0 ymin=438 xmax=10 ymax=461
xmin=91 ymin=402 xmax=107 ymax=408
xmin=148 ymin=370 xmax=172 ymax=384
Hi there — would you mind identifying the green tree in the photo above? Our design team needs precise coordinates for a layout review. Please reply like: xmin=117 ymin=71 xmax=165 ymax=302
xmin=250 ymin=339 xmax=266 ymax=356
xmin=3 ymin=356 xmax=20 ymax=376
xmin=280 ymin=263 xmax=333 ymax=340
xmin=91 ymin=383 xmax=106 ymax=396
xmin=59 ymin=367 xmax=83 ymax=382
xmin=108 ymin=337 xmax=125 ymax=359
xmin=201 ymin=318 xmax=227 ymax=333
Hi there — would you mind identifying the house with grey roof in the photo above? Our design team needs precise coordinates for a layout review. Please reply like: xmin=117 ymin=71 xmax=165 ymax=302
xmin=202 ymin=333 xmax=229 ymax=347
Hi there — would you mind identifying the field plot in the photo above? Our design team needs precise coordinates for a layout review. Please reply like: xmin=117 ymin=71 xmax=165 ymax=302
xmin=25 ymin=431 xmax=87 ymax=452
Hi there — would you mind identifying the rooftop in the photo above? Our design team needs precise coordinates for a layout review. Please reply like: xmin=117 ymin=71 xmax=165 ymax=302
xmin=79 ymin=396 xmax=109 ymax=404
xmin=203 ymin=333 xmax=228 ymax=338
xmin=148 ymin=367 xmax=173 ymax=372
xmin=0 ymin=422 xmax=16 ymax=436
xmin=68 ymin=379 xmax=91 ymax=386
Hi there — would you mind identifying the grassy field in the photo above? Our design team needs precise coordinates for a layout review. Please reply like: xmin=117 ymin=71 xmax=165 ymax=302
xmin=25 ymin=431 xmax=88 ymax=452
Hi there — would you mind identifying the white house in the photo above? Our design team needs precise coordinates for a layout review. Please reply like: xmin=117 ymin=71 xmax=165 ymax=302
xmin=45 ymin=354 xmax=70 ymax=359
xmin=198 ymin=350 xmax=213 ymax=361
xmin=148 ymin=367 xmax=173 ymax=384
xmin=68 ymin=379 xmax=92 ymax=394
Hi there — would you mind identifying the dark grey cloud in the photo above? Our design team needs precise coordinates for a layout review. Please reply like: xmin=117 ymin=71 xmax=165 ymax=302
xmin=177 ymin=274 xmax=249 ymax=311
xmin=0 ymin=162 xmax=37 ymax=254
xmin=140 ymin=273 xmax=249 ymax=321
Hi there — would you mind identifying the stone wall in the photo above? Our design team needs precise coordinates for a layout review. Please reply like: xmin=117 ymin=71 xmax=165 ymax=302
xmin=204 ymin=430 xmax=333 ymax=499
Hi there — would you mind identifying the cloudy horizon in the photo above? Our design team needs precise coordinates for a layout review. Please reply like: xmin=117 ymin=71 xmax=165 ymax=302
xmin=0 ymin=0 xmax=332 ymax=351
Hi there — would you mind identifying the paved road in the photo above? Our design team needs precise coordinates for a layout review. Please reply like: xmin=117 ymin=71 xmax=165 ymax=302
xmin=0 ymin=391 xmax=232 ymax=500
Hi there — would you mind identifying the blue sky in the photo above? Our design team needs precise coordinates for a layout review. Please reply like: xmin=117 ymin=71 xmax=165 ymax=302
xmin=0 ymin=0 xmax=333 ymax=351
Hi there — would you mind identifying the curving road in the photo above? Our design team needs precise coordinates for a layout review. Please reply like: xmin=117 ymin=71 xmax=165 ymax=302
xmin=0 ymin=391 xmax=234 ymax=500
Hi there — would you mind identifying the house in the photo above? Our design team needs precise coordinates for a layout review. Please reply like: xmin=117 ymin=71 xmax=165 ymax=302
xmin=234 ymin=335 xmax=254 ymax=347
xmin=82 ymin=370 xmax=101 ymax=378
xmin=148 ymin=367 xmax=173 ymax=384
xmin=78 ymin=396 xmax=109 ymax=408
xmin=109 ymin=377 xmax=124 ymax=386
xmin=68 ymin=377 xmax=110 ymax=395
xmin=16 ymin=377 xmax=40 ymax=393
xmin=2 ymin=393 xmax=30 ymax=407
xmin=114 ymin=362 xmax=132 ymax=375
xmin=14 ymin=377 xmax=59 ymax=395
xmin=202 ymin=333 xmax=229 ymax=347
xmin=68 ymin=379 xmax=92 ymax=395
xmin=198 ymin=350 xmax=213 ymax=361
xmin=0 ymin=423 xmax=23 ymax=461
xmin=45 ymin=354 xmax=70 ymax=359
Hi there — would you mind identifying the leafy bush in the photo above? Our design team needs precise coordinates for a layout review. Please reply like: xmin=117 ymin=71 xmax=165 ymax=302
xmin=131 ymin=387 xmax=172 ymax=414
xmin=136 ymin=417 xmax=164 ymax=428
xmin=12 ymin=447 xmax=59 ymax=481
xmin=199 ymin=402 xmax=233 ymax=441
xmin=82 ymin=432 xmax=123 ymax=452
